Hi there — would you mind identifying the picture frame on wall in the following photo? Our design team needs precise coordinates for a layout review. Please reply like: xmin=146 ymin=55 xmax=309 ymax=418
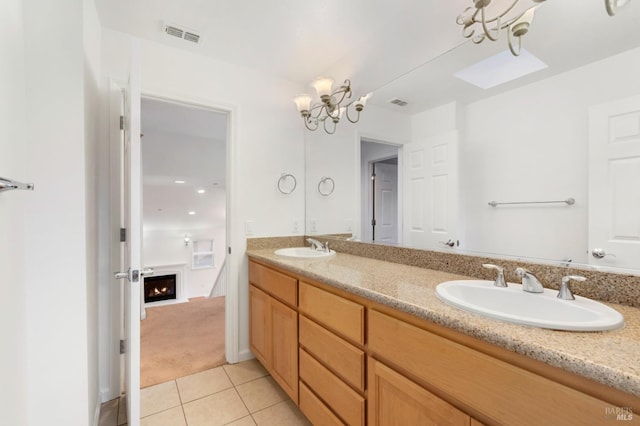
xmin=192 ymin=239 xmax=214 ymax=269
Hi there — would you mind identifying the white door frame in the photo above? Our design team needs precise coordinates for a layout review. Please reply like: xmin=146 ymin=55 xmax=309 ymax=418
xmin=107 ymin=88 xmax=239 ymax=401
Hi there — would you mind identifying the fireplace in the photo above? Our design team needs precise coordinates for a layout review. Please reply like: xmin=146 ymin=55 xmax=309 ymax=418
xmin=144 ymin=274 xmax=177 ymax=304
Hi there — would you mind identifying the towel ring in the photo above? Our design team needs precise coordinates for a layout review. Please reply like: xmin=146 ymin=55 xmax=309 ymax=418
xmin=318 ymin=176 xmax=335 ymax=196
xmin=277 ymin=173 xmax=297 ymax=195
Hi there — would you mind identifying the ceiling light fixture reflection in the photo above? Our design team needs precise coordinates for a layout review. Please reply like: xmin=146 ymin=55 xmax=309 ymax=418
xmin=456 ymin=0 xmax=546 ymax=56
xmin=197 ymin=189 xmax=206 ymax=194
xmin=188 ymin=211 xmax=196 ymax=215
xmin=293 ymin=77 xmax=372 ymax=134
xmin=174 ymin=180 xmax=186 ymax=184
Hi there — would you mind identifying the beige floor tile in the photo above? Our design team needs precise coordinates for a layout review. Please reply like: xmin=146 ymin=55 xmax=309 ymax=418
xmin=235 ymin=376 xmax=287 ymax=413
xmin=225 ymin=416 xmax=256 ymax=426
xmin=118 ymin=396 xmax=127 ymax=425
xmin=182 ymin=388 xmax=249 ymax=426
xmin=223 ymin=360 xmax=268 ymax=386
xmin=141 ymin=381 xmax=182 ymax=418
xmin=99 ymin=398 xmax=119 ymax=426
xmin=252 ymin=400 xmax=311 ymax=426
xmin=141 ymin=406 xmax=186 ymax=426
xmin=176 ymin=366 xmax=233 ymax=403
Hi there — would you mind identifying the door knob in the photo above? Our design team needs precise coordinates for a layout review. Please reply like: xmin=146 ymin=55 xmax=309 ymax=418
xmin=114 ymin=270 xmax=129 ymax=280
xmin=140 ymin=268 xmax=154 ymax=277
xmin=591 ymin=248 xmax=616 ymax=259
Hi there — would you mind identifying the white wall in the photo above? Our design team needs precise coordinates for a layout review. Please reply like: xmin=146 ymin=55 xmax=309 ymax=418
xmin=458 ymin=47 xmax=640 ymax=263
xmin=0 ymin=0 xmax=28 ymax=424
xmin=143 ymin=220 xmax=226 ymax=298
xmin=101 ymin=29 xmax=306 ymax=362
xmin=0 ymin=0 xmax=103 ymax=425
xmin=306 ymin=104 xmax=411 ymax=236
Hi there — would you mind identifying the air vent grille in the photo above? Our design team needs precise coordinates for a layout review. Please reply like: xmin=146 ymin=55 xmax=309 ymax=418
xmin=164 ymin=24 xmax=201 ymax=44
xmin=388 ymin=98 xmax=408 ymax=107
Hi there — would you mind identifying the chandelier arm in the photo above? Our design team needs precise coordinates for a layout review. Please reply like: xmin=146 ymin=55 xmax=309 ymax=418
xmin=472 ymin=33 xmax=486 ymax=44
xmin=345 ymin=105 xmax=361 ymax=124
xmin=308 ymin=103 xmax=328 ymax=120
xmin=303 ymin=117 xmax=319 ymax=131
xmin=507 ymin=29 xmax=523 ymax=56
xmin=323 ymin=119 xmax=336 ymax=135
xmin=481 ymin=7 xmax=501 ymax=42
xmin=605 ymin=0 xmax=616 ymax=15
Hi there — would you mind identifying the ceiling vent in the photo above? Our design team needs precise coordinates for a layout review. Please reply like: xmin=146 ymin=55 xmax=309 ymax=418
xmin=388 ymin=98 xmax=409 ymax=107
xmin=164 ymin=24 xmax=201 ymax=44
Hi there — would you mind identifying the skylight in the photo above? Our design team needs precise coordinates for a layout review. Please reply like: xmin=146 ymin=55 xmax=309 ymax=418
xmin=453 ymin=49 xmax=548 ymax=90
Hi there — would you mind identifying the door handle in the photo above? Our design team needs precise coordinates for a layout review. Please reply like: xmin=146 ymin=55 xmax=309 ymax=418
xmin=114 ymin=270 xmax=129 ymax=280
xmin=140 ymin=268 xmax=154 ymax=277
xmin=591 ymin=248 xmax=616 ymax=259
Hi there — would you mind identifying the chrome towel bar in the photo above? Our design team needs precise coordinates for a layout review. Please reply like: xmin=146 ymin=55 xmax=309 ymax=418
xmin=488 ymin=198 xmax=574 ymax=207
xmin=0 ymin=176 xmax=34 ymax=193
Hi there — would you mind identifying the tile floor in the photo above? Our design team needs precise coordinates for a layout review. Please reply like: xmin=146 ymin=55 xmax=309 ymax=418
xmin=99 ymin=359 xmax=311 ymax=426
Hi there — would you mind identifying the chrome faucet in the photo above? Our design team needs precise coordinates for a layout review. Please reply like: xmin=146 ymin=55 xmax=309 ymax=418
xmin=514 ymin=268 xmax=544 ymax=293
xmin=306 ymin=237 xmax=326 ymax=251
xmin=482 ymin=264 xmax=507 ymax=287
xmin=557 ymin=275 xmax=586 ymax=300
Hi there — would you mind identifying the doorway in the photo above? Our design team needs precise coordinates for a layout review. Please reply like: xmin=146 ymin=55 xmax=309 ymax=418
xmin=139 ymin=97 xmax=228 ymax=388
xmin=361 ymin=139 xmax=400 ymax=244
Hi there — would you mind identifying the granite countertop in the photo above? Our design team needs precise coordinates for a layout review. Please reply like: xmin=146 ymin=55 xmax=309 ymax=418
xmin=247 ymin=248 xmax=640 ymax=398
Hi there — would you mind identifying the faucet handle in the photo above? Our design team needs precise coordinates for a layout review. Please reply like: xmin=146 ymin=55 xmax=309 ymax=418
xmin=558 ymin=275 xmax=586 ymax=300
xmin=482 ymin=264 xmax=507 ymax=287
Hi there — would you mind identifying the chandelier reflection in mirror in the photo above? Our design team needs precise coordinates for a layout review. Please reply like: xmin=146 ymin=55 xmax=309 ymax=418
xmin=457 ymin=0 xmax=630 ymax=56
xmin=293 ymin=77 xmax=372 ymax=134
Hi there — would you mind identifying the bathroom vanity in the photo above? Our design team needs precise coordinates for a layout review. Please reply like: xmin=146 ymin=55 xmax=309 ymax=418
xmin=247 ymin=249 xmax=640 ymax=425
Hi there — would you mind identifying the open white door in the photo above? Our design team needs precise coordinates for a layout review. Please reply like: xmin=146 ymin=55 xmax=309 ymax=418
xmin=402 ymin=130 xmax=459 ymax=249
xmin=588 ymin=95 xmax=640 ymax=269
xmin=113 ymin=41 xmax=148 ymax=426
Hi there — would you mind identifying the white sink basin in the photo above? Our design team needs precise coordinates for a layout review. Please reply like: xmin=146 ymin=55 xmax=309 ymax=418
xmin=274 ymin=247 xmax=336 ymax=259
xmin=435 ymin=280 xmax=624 ymax=331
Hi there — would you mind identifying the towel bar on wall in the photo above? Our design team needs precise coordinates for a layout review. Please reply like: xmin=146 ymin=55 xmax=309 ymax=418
xmin=0 ymin=176 xmax=34 ymax=193
xmin=488 ymin=198 xmax=575 ymax=207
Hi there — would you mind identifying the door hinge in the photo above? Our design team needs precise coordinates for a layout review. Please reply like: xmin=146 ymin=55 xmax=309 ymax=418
xmin=371 ymin=219 xmax=376 ymax=226
xmin=119 ymin=115 xmax=124 ymax=130
xmin=371 ymin=173 xmax=376 ymax=181
xmin=120 ymin=339 xmax=126 ymax=354
xmin=228 ymin=246 xmax=232 ymax=255
xmin=120 ymin=228 xmax=126 ymax=242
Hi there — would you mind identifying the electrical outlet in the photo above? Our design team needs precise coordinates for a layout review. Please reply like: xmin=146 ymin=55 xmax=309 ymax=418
xmin=245 ymin=220 xmax=255 ymax=236
xmin=309 ymin=219 xmax=317 ymax=233
xmin=345 ymin=219 xmax=353 ymax=232
xmin=292 ymin=219 xmax=300 ymax=234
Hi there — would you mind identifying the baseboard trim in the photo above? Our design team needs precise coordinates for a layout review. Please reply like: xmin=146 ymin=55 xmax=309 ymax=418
xmin=237 ymin=348 xmax=254 ymax=363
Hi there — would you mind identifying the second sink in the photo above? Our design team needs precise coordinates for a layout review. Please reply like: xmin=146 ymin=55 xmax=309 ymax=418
xmin=435 ymin=280 xmax=624 ymax=331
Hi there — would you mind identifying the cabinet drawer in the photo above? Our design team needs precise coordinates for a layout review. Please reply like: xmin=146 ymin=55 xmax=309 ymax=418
xmin=249 ymin=261 xmax=297 ymax=306
xmin=368 ymin=309 xmax=614 ymax=426
xmin=298 ymin=281 xmax=364 ymax=345
xmin=299 ymin=381 xmax=345 ymax=426
xmin=299 ymin=315 xmax=365 ymax=392
xmin=300 ymin=348 xmax=365 ymax=426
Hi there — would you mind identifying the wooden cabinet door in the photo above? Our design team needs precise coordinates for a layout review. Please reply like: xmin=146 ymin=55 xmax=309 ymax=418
xmin=270 ymin=297 xmax=299 ymax=403
xmin=368 ymin=357 xmax=470 ymax=426
xmin=249 ymin=284 xmax=270 ymax=367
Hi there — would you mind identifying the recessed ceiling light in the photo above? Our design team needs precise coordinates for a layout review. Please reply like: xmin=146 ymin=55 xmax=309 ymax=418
xmin=453 ymin=49 xmax=547 ymax=90
xmin=197 ymin=189 xmax=206 ymax=194
xmin=174 ymin=180 xmax=186 ymax=184
xmin=188 ymin=211 xmax=196 ymax=215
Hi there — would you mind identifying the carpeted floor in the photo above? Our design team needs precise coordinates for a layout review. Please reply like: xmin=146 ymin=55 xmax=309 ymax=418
xmin=140 ymin=296 xmax=226 ymax=389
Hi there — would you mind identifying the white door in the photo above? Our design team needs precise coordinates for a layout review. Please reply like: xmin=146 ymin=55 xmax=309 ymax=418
xmin=402 ymin=130 xmax=459 ymax=249
xmin=373 ymin=161 xmax=398 ymax=243
xmin=588 ymin=95 xmax=640 ymax=269
xmin=114 ymin=41 xmax=145 ymax=426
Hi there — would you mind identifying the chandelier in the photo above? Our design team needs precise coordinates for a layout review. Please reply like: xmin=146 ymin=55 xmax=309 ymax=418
xmin=293 ymin=77 xmax=372 ymax=134
xmin=456 ymin=0 xmax=546 ymax=56
xmin=457 ymin=0 xmax=631 ymax=56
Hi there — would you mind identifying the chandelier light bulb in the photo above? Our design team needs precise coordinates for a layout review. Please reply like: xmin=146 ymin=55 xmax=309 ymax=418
xmin=311 ymin=77 xmax=335 ymax=98
xmin=293 ymin=94 xmax=312 ymax=113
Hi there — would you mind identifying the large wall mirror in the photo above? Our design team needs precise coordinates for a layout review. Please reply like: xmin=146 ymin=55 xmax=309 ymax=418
xmin=305 ymin=1 xmax=640 ymax=273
